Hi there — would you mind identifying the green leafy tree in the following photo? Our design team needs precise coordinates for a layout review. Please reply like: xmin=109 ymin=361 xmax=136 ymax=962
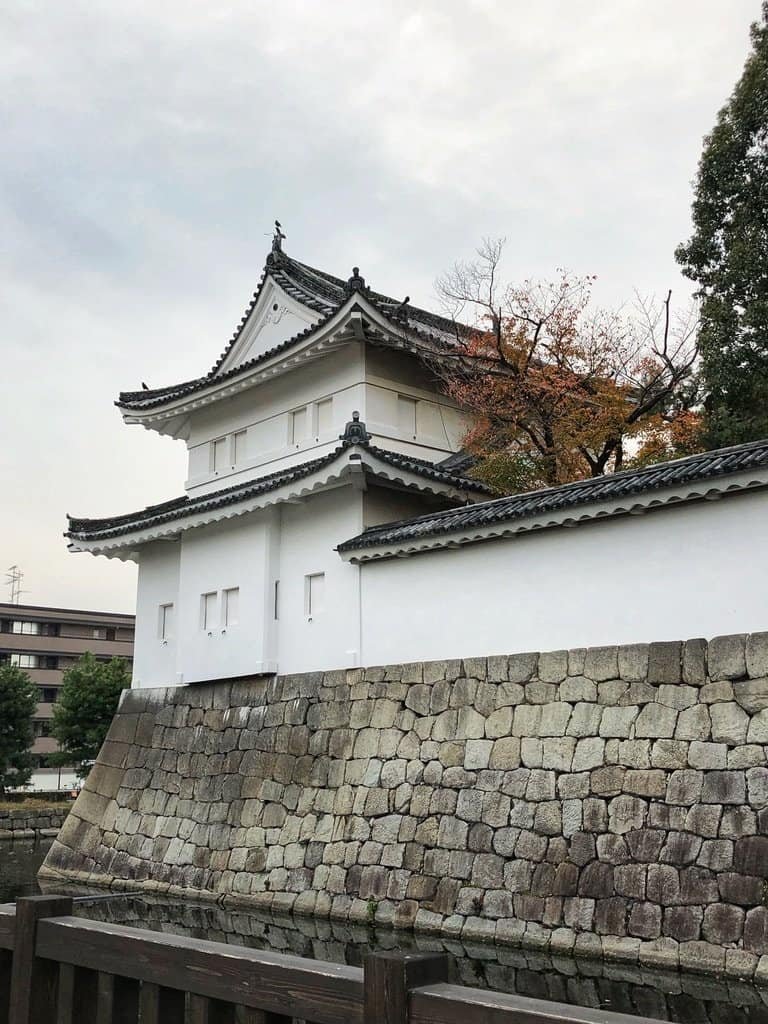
xmin=51 ymin=653 xmax=131 ymax=777
xmin=0 ymin=664 xmax=38 ymax=793
xmin=676 ymin=4 xmax=768 ymax=445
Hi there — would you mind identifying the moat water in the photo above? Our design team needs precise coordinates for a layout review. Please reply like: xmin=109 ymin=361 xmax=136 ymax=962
xmin=2 ymin=836 xmax=768 ymax=1023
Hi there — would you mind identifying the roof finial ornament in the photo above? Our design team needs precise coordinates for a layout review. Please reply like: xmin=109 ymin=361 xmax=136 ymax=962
xmin=394 ymin=295 xmax=410 ymax=320
xmin=272 ymin=220 xmax=286 ymax=254
xmin=340 ymin=410 xmax=371 ymax=445
xmin=345 ymin=266 xmax=367 ymax=295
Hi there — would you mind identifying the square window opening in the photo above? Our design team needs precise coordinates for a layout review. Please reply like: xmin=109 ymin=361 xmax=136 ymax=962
xmin=201 ymin=592 xmax=218 ymax=631
xmin=223 ymin=587 xmax=239 ymax=627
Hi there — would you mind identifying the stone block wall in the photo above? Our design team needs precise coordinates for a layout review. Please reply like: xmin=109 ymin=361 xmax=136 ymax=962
xmin=41 ymin=633 xmax=768 ymax=974
xmin=0 ymin=806 xmax=68 ymax=839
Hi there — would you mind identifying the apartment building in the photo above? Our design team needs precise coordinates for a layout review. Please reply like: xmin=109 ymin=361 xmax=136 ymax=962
xmin=0 ymin=603 xmax=135 ymax=790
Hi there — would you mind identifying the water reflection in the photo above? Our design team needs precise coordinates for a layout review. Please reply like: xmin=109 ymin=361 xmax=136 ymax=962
xmin=0 ymin=838 xmax=52 ymax=901
xmin=41 ymin=891 xmax=768 ymax=1024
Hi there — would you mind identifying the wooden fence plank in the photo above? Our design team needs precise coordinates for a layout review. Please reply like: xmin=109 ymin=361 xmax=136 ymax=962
xmin=364 ymin=953 xmax=448 ymax=1024
xmin=36 ymin=918 xmax=363 ymax=1024
xmin=95 ymin=972 xmax=114 ymax=1024
xmin=8 ymin=896 xmax=72 ymax=1024
xmin=138 ymin=981 xmax=160 ymax=1024
xmin=0 ymin=949 xmax=11 ymax=1024
xmin=55 ymin=965 xmax=98 ymax=1024
xmin=190 ymin=993 xmax=239 ymax=1024
xmin=0 ymin=909 xmax=15 ymax=953
xmin=409 ymin=984 xmax=663 ymax=1024
xmin=111 ymin=976 xmax=139 ymax=1024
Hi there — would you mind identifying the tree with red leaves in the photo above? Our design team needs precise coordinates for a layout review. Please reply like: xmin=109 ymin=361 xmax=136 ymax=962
xmin=432 ymin=239 xmax=701 ymax=494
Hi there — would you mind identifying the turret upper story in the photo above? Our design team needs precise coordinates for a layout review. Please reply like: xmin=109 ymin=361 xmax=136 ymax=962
xmin=117 ymin=237 xmax=472 ymax=499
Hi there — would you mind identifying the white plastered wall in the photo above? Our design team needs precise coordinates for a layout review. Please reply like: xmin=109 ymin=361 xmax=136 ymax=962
xmin=277 ymin=486 xmax=363 ymax=674
xmin=176 ymin=513 xmax=278 ymax=684
xmin=133 ymin=541 xmax=181 ymax=688
xmin=358 ymin=490 xmax=768 ymax=666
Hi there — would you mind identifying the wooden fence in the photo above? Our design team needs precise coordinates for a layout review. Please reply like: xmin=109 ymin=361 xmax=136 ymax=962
xmin=0 ymin=896 xmax=661 ymax=1024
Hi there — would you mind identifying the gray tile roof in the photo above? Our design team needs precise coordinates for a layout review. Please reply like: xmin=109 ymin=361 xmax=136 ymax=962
xmin=337 ymin=439 xmax=768 ymax=555
xmin=118 ymin=250 xmax=465 ymax=412
xmin=66 ymin=438 xmax=489 ymax=543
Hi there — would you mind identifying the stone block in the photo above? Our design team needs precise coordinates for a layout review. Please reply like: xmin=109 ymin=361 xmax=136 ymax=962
xmin=721 ymin=805 xmax=757 ymax=838
xmin=698 ymin=839 xmax=733 ymax=871
xmin=584 ymin=646 xmax=619 ymax=682
xmin=647 ymin=642 xmax=682 ymax=684
xmin=595 ymin=897 xmax=627 ymax=935
xmin=623 ymin=769 xmax=666 ymax=799
xmin=464 ymin=740 xmax=493 ymax=770
xmin=688 ymin=741 xmax=728 ymax=769
xmin=569 ymin=831 xmax=596 ymax=866
xmin=607 ymin=795 xmax=647 ymax=835
xmin=701 ymin=770 xmax=746 ymax=805
xmin=563 ymin=896 xmax=595 ymax=931
xmin=589 ymin=765 xmax=624 ymax=797
xmin=635 ymin=704 xmax=678 ymax=739
xmin=534 ymin=802 xmax=562 ymax=836
xmin=578 ymin=861 xmax=614 ymax=898
xmin=512 ymin=705 xmax=541 ymax=737
xmin=489 ymin=737 xmax=521 ymax=770
xmin=561 ymin=799 xmax=582 ymax=838
xmin=568 ymin=649 xmax=586 ymax=675
xmin=747 ymin=767 xmax=768 ymax=808
xmin=679 ymin=866 xmax=719 ymax=905
xmin=701 ymin=680 xmax=735 ymax=704
xmin=657 ymin=684 xmax=697 ymax=710
xmin=484 ymin=708 xmax=513 ymax=739
xmin=747 ymin=633 xmax=768 ymax=678
xmin=683 ymin=639 xmax=708 ymax=685
xmin=719 ymin=872 xmax=764 ymax=905
xmin=596 ymin=833 xmax=629 ymax=865
xmin=747 ymin=709 xmax=768 ymax=744
xmin=625 ymin=829 xmax=665 ymax=862
xmin=618 ymin=644 xmax=649 ymax=682
xmin=536 ymin=702 xmax=571 ymax=737
xmin=745 ymin=908 xmax=768 ymax=955
xmin=702 ymin=904 xmax=745 ymax=945
xmin=664 ymin=905 xmax=702 ymax=942
xmin=734 ymin=836 xmax=768 ymax=877
xmin=553 ymin=862 xmax=579 ymax=896
xmin=666 ymin=770 xmax=703 ymax=806
xmin=582 ymin=798 xmax=608 ymax=833
xmin=678 ymin=941 xmax=725 ymax=975
xmin=599 ymin=706 xmax=638 ymax=739
xmin=507 ymin=652 xmax=538 ymax=683
xmin=559 ymin=677 xmax=596 ymax=702
xmin=684 ymin=804 xmax=722 ymax=838
xmin=647 ymin=864 xmax=680 ymax=904
xmin=733 ymin=679 xmax=768 ymax=714
xmin=675 ymin=705 xmax=711 ymax=741
xmin=541 ymin=738 xmax=575 ymax=773
xmin=709 ymin=634 xmax=747 ymax=681
xmin=617 ymin=740 xmax=651 ymax=768
xmin=520 ymin=738 xmax=543 ymax=768
xmin=710 ymin=703 xmax=749 ymax=745
xmin=437 ymin=817 xmax=468 ymax=849
xmin=614 ymin=863 xmax=646 ymax=899
xmin=660 ymin=832 xmax=702 ymax=866
xmin=505 ymin=859 xmax=534 ymax=892
xmin=572 ymin=738 xmax=605 ymax=772
xmin=629 ymin=902 xmax=662 ymax=939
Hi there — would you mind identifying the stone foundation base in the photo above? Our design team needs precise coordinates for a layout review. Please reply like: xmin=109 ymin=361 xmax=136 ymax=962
xmin=41 ymin=633 xmax=768 ymax=975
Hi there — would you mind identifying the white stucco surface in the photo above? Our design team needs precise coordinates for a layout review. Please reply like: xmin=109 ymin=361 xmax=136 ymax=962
xmin=358 ymin=490 xmax=768 ymax=665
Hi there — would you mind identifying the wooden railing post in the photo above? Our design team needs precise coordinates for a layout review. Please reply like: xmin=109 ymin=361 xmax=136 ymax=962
xmin=9 ymin=896 xmax=72 ymax=1024
xmin=364 ymin=952 xmax=449 ymax=1024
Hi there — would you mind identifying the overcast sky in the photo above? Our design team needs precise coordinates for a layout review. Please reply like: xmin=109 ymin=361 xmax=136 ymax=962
xmin=0 ymin=0 xmax=760 ymax=614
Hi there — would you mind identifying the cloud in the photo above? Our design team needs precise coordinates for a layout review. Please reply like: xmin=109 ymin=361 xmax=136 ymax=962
xmin=0 ymin=0 xmax=759 ymax=610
